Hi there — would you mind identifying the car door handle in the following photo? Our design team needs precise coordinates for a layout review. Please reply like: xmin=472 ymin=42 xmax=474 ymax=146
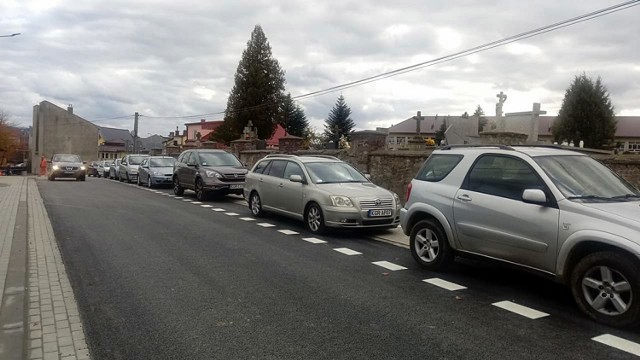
xmin=278 ymin=183 xmax=284 ymax=188
xmin=457 ymin=194 xmax=472 ymax=202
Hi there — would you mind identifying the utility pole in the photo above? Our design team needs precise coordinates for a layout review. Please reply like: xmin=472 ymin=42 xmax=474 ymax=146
xmin=133 ymin=112 xmax=139 ymax=153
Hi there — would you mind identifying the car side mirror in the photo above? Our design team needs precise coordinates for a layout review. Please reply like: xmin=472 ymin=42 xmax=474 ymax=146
xmin=289 ymin=174 xmax=304 ymax=183
xmin=82 ymin=161 xmax=87 ymax=164
xmin=522 ymin=189 xmax=547 ymax=205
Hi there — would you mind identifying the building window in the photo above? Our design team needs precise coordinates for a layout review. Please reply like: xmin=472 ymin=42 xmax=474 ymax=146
xmin=397 ymin=137 xmax=407 ymax=146
xmin=629 ymin=142 xmax=640 ymax=153
xmin=387 ymin=137 xmax=396 ymax=145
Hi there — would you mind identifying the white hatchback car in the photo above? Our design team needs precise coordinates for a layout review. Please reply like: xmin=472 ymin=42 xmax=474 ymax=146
xmin=400 ymin=145 xmax=640 ymax=328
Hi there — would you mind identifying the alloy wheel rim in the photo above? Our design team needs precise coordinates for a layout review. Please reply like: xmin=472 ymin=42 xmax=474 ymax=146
xmin=148 ymin=177 xmax=151 ymax=187
xmin=415 ymin=228 xmax=439 ymax=263
xmin=196 ymin=182 xmax=203 ymax=199
xmin=251 ymin=195 xmax=260 ymax=215
xmin=308 ymin=207 xmax=320 ymax=232
xmin=582 ymin=265 xmax=632 ymax=316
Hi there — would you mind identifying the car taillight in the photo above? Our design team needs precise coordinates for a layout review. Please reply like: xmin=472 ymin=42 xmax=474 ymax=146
xmin=405 ymin=182 xmax=412 ymax=202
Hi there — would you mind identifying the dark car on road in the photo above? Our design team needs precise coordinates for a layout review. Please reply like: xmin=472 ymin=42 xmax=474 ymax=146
xmin=87 ymin=161 xmax=99 ymax=177
xmin=173 ymin=149 xmax=247 ymax=201
xmin=48 ymin=153 xmax=86 ymax=181
xmin=137 ymin=156 xmax=176 ymax=188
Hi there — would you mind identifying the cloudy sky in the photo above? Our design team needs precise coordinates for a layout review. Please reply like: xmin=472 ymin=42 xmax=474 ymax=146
xmin=1 ymin=0 xmax=639 ymax=137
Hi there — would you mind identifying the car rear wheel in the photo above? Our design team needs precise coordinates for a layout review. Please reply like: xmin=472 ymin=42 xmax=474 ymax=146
xmin=173 ymin=177 xmax=184 ymax=195
xmin=195 ymin=179 xmax=207 ymax=201
xmin=305 ymin=203 xmax=325 ymax=234
xmin=570 ymin=251 xmax=640 ymax=328
xmin=409 ymin=219 xmax=454 ymax=270
xmin=249 ymin=192 xmax=264 ymax=217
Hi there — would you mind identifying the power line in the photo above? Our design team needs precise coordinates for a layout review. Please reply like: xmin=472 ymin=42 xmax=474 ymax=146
xmin=91 ymin=114 xmax=134 ymax=123
xmin=107 ymin=0 xmax=640 ymax=120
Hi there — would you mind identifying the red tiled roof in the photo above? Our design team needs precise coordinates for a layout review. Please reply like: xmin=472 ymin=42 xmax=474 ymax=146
xmin=267 ymin=124 xmax=287 ymax=146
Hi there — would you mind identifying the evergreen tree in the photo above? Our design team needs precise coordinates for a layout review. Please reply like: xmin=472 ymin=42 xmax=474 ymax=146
xmin=213 ymin=25 xmax=286 ymax=144
xmin=279 ymin=93 xmax=309 ymax=137
xmin=552 ymin=73 xmax=616 ymax=148
xmin=472 ymin=105 xmax=488 ymax=133
xmin=323 ymin=95 xmax=355 ymax=142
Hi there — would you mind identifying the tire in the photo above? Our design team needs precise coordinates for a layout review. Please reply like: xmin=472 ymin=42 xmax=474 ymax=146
xmin=195 ymin=179 xmax=208 ymax=201
xmin=304 ymin=203 xmax=325 ymax=234
xmin=173 ymin=176 xmax=184 ymax=195
xmin=409 ymin=219 xmax=454 ymax=270
xmin=136 ymin=176 xmax=141 ymax=186
xmin=147 ymin=176 xmax=153 ymax=189
xmin=570 ymin=251 xmax=640 ymax=328
xmin=48 ymin=176 xmax=54 ymax=181
xmin=119 ymin=173 xmax=124 ymax=182
xmin=126 ymin=173 xmax=132 ymax=183
xmin=249 ymin=192 xmax=264 ymax=217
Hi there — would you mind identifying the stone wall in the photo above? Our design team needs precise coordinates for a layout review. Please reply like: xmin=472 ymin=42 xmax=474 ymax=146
xmin=596 ymin=155 xmax=640 ymax=188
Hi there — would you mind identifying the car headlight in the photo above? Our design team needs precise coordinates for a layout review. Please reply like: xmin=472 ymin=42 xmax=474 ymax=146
xmin=52 ymin=165 xmax=59 ymax=170
xmin=152 ymin=171 xmax=163 ymax=176
xmin=80 ymin=166 xmax=86 ymax=170
xmin=393 ymin=193 xmax=401 ymax=206
xmin=205 ymin=170 xmax=223 ymax=179
xmin=330 ymin=195 xmax=353 ymax=207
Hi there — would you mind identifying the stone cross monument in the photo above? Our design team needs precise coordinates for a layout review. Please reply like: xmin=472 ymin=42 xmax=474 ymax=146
xmin=407 ymin=111 xmax=426 ymax=150
xmin=413 ymin=111 xmax=425 ymax=135
xmin=496 ymin=91 xmax=508 ymax=117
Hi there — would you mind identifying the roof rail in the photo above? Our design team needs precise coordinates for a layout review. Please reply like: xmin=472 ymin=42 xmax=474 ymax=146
xmin=305 ymin=155 xmax=340 ymax=160
xmin=440 ymin=144 xmax=514 ymax=150
xmin=510 ymin=144 xmax=563 ymax=149
xmin=265 ymin=154 xmax=297 ymax=158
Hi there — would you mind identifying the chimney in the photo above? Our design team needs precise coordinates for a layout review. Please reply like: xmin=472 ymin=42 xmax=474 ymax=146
xmin=201 ymin=119 xmax=205 ymax=123
xmin=169 ymin=131 xmax=174 ymax=137
xmin=67 ymin=104 xmax=73 ymax=114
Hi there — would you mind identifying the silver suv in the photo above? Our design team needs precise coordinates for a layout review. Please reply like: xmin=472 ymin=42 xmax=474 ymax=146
xmin=400 ymin=145 xmax=640 ymax=328
xmin=244 ymin=155 xmax=401 ymax=234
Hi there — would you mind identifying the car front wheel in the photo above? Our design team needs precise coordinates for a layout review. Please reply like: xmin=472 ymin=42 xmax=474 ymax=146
xmin=173 ymin=176 xmax=184 ymax=195
xmin=195 ymin=179 xmax=208 ymax=201
xmin=305 ymin=203 xmax=325 ymax=234
xmin=409 ymin=219 xmax=454 ymax=270
xmin=249 ymin=192 xmax=264 ymax=217
xmin=570 ymin=251 xmax=640 ymax=328
xmin=147 ymin=177 xmax=153 ymax=189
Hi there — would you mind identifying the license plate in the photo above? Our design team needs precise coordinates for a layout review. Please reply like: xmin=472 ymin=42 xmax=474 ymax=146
xmin=368 ymin=209 xmax=392 ymax=217
xmin=229 ymin=184 xmax=243 ymax=189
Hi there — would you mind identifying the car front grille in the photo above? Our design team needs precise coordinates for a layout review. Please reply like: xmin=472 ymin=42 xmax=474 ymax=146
xmin=362 ymin=218 xmax=395 ymax=226
xmin=359 ymin=197 xmax=394 ymax=209
xmin=64 ymin=166 xmax=78 ymax=171
xmin=221 ymin=173 xmax=246 ymax=182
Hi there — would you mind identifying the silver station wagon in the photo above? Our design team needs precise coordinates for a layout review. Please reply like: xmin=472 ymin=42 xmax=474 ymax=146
xmin=244 ymin=155 xmax=401 ymax=234
xmin=401 ymin=145 xmax=640 ymax=328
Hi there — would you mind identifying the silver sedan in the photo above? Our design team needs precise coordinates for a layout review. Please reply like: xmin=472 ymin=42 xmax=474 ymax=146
xmin=137 ymin=156 xmax=176 ymax=188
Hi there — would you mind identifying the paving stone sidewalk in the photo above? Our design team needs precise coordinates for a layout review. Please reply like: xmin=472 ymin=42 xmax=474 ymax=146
xmin=0 ymin=176 xmax=91 ymax=360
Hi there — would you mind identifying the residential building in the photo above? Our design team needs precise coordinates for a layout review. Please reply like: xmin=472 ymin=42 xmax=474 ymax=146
xmin=185 ymin=119 xmax=224 ymax=141
xmin=98 ymin=126 xmax=133 ymax=160
xmin=30 ymin=101 xmax=99 ymax=174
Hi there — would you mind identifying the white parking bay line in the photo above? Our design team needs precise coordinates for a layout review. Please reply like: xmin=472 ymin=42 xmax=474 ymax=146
xmin=257 ymin=223 xmax=276 ymax=227
xmin=278 ymin=229 xmax=299 ymax=235
xmin=191 ymin=202 xmax=203 ymax=205
xmin=492 ymin=301 xmax=549 ymax=319
xmin=168 ymin=195 xmax=175 ymax=197
xmin=182 ymin=199 xmax=193 ymax=202
xmin=225 ymin=212 xmax=239 ymax=216
xmin=592 ymin=334 xmax=640 ymax=356
xmin=212 ymin=208 xmax=226 ymax=212
xmin=422 ymin=278 xmax=467 ymax=291
xmin=372 ymin=261 xmax=407 ymax=271
xmin=200 ymin=205 xmax=213 ymax=208
xmin=333 ymin=248 xmax=362 ymax=256
xmin=174 ymin=197 xmax=183 ymax=199
xmin=239 ymin=217 xmax=255 ymax=221
xmin=302 ymin=237 xmax=326 ymax=244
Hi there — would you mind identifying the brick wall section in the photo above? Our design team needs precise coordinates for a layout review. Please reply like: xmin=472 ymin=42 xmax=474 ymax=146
xmin=279 ymin=136 xmax=304 ymax=154
xmin=595 ymin=155 xmax=640 ymax=189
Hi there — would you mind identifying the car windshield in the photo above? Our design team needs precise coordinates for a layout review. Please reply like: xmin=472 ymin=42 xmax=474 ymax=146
xmin=128 ymin=156 xmax=146 ymax=165
xmin=150 ymin=158 xmax=175 ymax=167
xmin=305 ymin=162 xmax=369 ymax=184
xmin=535 ymin=155 xmax=640 ymax=200
xmin=52 ymin=154 xmax=81 ymax=163
xmin=198 ymin=152 xmax=242 ymax=167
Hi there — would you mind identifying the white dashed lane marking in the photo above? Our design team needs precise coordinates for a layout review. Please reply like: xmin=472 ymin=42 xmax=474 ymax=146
xmin=191 ymin=202 xmax=203 ymax=205
xmin=182 ymin=199 xmax=193 ymax=202
xmin=200 ymin=205 xmax=213 ymax=208
xmin=302 ymin=237 xmax=326 ymax=244
xmin=174 ymin=197 xmax=183 ymax=199
xmin=212 ymin=208 xmax=226 ymax=212
xmin=225 ymin=212 xmax=239 ymax=216
xmin=239 ymin=217 xmax=255 ymax=221
xmin=372 ymin=261 xmax=407 ymax=271
xmin=278 ymin=230 xmax=299 ymax=235
xmin=257 ymin=223 xmax=276 ymax=228
xmin=333 ymin=248 xmax=362 ymax=256
xmin=168 ymin=195 xmax=175 ymax=197
xmin=423 ymin=278 xmax=467 ymax=291
xmin=492 ymin=301 xmax=549 ymax=319
xmin=592 ymin=334 xmax=640 ymax=356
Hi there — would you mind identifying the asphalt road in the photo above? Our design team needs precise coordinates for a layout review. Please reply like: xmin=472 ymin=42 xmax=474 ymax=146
xmin=38 ymin=177 xmax=639 ymax=359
